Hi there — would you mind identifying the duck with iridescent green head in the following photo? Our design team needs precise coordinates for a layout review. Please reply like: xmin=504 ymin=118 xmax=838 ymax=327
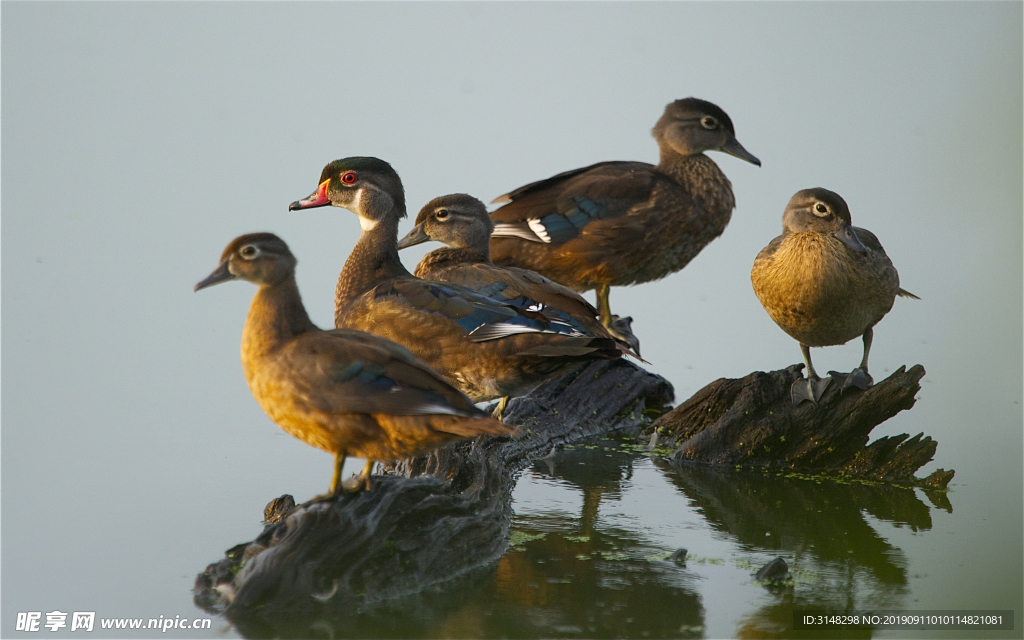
xmin=289 ymin=157 xmax=623 ymax=412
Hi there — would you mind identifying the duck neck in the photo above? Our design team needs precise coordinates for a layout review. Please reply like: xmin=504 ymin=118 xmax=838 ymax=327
xmin=657 ymin=150 xmax=736 ymax=219
xmin=426 ymin=246 xmax=490 ymax=268
xmin=335 ymin=216 xmax=411 ymax=310
xmin=242 ymin=276 xmax=317 ymax=363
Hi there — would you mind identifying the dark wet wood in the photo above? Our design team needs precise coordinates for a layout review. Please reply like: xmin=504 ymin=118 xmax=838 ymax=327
xmin=194 ymin=359 xmax=674 ymax=621
xmin=649 ymin=363 xmax=953 ymax=489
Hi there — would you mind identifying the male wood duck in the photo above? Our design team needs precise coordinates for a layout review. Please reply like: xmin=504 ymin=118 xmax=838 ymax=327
xmin=397 ymin=193 xmax=643 ymax=358
xmin=489 ymin=97 xmax=761 ymax=344
xmin=750 ymin=188 xmax=919 ymax=405
xmin=288 ymin=157 xmax=622 ymax=411
xmin=195 ymin=232 xmax=512 ymax=496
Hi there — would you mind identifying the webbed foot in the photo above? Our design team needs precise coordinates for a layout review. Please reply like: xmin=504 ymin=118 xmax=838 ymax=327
xmin=828 ymin=367 xmax=873 ymax=392
xmin=608 ymin=315 xmax=642 ymax=358
xmin=339 ymin=459 xmax=375 ymax=493
xmin=340 ymin=474 xmax=371 ymax=492
xmin=791 ymin=375 xmax=831 ymax=405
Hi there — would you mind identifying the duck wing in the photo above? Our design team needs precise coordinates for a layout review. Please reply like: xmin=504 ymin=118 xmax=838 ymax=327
xmin=490 ymin=161 xmax=663 ymax=246
xmin=371 ymin=278 xmax=588 ymax=342
xmin=424 ymin=262 xmax=605 ymax=337
xmin=278 ymin=329 xmax=486 ymax=418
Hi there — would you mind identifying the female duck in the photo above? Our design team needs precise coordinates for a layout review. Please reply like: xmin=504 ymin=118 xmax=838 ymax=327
xmin=750 ymin=188 xmax=918 ymax=404
xmin=195 ymin=233 xmax=512 ymax=496
xmin=288 ymin=157 xmax=622 ymax=408
xmin=397 ymin=193 xmax=642 ymax=357
xmin=489 ymin=98 xmax=761 ymax=343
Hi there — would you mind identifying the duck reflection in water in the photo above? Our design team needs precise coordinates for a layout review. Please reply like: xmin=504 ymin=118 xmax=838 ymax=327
xmin=662 ymin=462 xmax=944 ymax=637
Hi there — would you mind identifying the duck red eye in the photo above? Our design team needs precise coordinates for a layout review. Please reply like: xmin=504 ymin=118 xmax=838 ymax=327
xmin=340 ymin=171 xmax=358 ymax=185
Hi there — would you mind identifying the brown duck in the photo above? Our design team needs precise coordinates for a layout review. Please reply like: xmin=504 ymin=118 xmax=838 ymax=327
xmin=750 ymin=188 xmax=919 ymax=404
xmin=397 ymin=193 xmax=643 ymax=358
xmin=489 ymin=98 xmax=761 ymax=348
xmin=195 ymin=232 xmax=512 ymax=496
xmin=288 ymin=157 xmax=622 ymax=411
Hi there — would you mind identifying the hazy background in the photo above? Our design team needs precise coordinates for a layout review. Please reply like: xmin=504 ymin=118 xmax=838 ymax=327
xmin=3 ymin=2 xmax=1021 ymax=637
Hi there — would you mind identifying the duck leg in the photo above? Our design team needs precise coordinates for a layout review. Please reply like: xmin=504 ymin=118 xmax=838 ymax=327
xmin=596 ymin=284 xmax=613 ymax=328
xmin=829 ymin=327 xmax=874 ymax=391
xmin=303 ymin=453 xmax=348 ymax=505
xmin=792 ymin=343 xmax=831 ymax=405
xmin=492 ymin=396 xmax=509 ymax=420
xmin=341 ymin=459 xmax=375 ymax=492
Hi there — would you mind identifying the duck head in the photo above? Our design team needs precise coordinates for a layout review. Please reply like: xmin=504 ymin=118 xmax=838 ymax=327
xmin=289 ymin=156 xmax=407 ymax=231
xmin=195 ymin=233 xmax=297 ymax=290
xmin=398 ymin=194 xmax=494 ymax=251
xmin=782 ymin=188 xmax=867 ymax=254
xmin=652 ymin=98 xmax=761 ymax=166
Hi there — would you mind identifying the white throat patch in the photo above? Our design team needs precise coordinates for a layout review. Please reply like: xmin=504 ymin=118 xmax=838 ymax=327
xmin=353 ymin=186 xmax=389 ymax=232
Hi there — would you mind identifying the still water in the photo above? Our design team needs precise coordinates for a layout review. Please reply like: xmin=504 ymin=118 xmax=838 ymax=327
xmin=207 ymin=433 xmax=1016 ymax=639
xmin=2 ymin=2 xmax=1021 ymax=639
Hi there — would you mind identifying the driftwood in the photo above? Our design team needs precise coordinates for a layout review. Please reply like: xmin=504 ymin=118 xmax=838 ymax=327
xmin=194 ymin=359 xmax=952 ymax=633
xmin=193 ymin=359 xmax=674 ymax=627
xmin=649 ymin=364 xmax=953 ymax=491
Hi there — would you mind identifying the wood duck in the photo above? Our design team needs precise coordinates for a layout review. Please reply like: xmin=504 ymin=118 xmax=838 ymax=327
xmin=194 ymin=232 xmax=512 ymax=496
xmin=488 ymin=97 xmax=761 ymax=344
xmin=397 ymin=193 xmax=643 ymax=358
xmin=288 ymin=157 xmax=623 ymax=410
xmin=750 ymin=188 xmax=919 ymax=405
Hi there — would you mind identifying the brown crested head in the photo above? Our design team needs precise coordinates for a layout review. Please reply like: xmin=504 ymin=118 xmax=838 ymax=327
xmin=652 ymin=97 xmax=760 ymax=166
xmin=782 ymin=188 xmax=866 ymax=253
xmin=195 ymin=232 xmax=297 ymax=291
xmin=399 ymin=193 xmax=493 ymax=251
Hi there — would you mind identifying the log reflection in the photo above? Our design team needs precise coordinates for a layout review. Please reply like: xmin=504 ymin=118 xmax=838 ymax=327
xmin=663 ymin=462 xmax=945 ymax=638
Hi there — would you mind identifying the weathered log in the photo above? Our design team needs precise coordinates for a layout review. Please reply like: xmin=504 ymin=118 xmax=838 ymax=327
xmin=193 ymin=359 xmax=674 ymax=624
xmin=649 ymin=364 xmax=953 ymax=489
xmin=194 ymin=359 xmax=952 ymax=632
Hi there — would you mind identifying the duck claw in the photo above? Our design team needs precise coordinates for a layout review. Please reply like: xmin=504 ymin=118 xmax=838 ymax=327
xmin=340 ymin=473 xmax=371 ymax=493
xmin=791 ymin=375 xmax=831 ymax=405
xmin=828 ymin=368 xmax=873 ymax=392
xmin=608 ymin=315 xmax=642 ymax=358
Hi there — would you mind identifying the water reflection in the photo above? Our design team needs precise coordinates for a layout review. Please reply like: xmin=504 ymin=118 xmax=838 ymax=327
xmin=488 ymin=438 xmax=704 ymax=638
xmin=663 ymin=460 xmax=947 ymax=638
xmin=224 ymin=438 xmax=948 ymax=639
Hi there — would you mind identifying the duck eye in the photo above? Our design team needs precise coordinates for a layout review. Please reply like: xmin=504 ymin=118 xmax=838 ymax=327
xmin=700 ymin=116 xmax=718 ymax=130
xmin=340 ymin=171 xmax=358 ymax=185
xmin=435 ymin=209 xmax=449 ymax=219
xmin=813 ymin=203 xmax=830 ymax=216
xmin=240 ymin=245 xmax=259 ymax=259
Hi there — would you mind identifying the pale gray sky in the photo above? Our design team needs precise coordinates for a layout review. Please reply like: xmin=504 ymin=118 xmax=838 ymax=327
xmin=3 ymin=2 xmax=1021 ymax=635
